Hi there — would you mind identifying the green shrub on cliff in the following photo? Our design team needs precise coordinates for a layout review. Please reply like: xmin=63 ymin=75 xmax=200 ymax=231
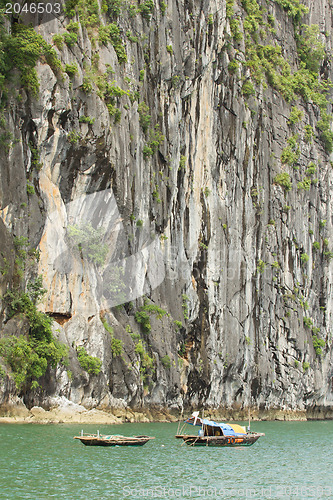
xmin=305 ymin=162 xmax=317 ymax=176
xmin=226 ymin=0 xmax=234 ymax=19
xmin=135 ymin=310 xmax=151 ymax=333
xmin=64 ymin=0 xmax=80 ymax=17
xmin=138 ymin=0 xmax=154 ymax=20
xmin=63 ymin=31 xmax=78 ymax=47
xmin=67 ymin=131 xmax=81 ymax=144
xmin=65 ymin=63 xmax=79 ymax=77
xmin=148 ymin=125 xmax=165 ymax=153
xmin=99 ymin=23 xmax=127 ymax=63
xmin=274 ymin=0 xmax=308 ymax=22
xmin=26 ymin=182 xmax=35 ymax=196
xmin=161 ymin=355 xmax=171 ymax=368
xmin=242 ymin=81 xmax=255 ymax=97
xmin=142 ymin=302 xmax=168 ymax=319
xmin=101 ymin=315 xmax=123 ymax=357
xmin=135 ymin=301 xmax=168 ymax=333
xmin=111 ymin=337 xmax=123 ymax=357
xmin=228 ymin=60 xmax=239 ymax=74
xmin=0 ymin=23 xmax=62 ymax=95
xmin=79 ymin=115 xmax=95 ymax=124
xmin=297 ymin=177 xmax=311 ymax=191
xmin=1 ymin=276 xmax=68 ymax=390
xmin=312 ymin=334 xmax=325 ymax=356
xmin=288 ymin=106 xmax=303 ymax=126
xmin=134 ymin=340 xmax=154 ymax=382
xmin=0 ymin=336 xmax=68 ymax=390
xmin=229 ymin=18 xmax=243 ymax=41
xmin=273 ymin=172 xmax=292 ymax=192
xmin=138 ymin=102 xmax=151 ymax=133
xmin=257 ymin=260 xmax=266 ymax=273
xmin=52 ymin=35 xmax=64 ymax=50
xmin=103 ymin=0 xmax=123 ymax=18
xmin=281 ymin=136 xmax=300 ymax=167
xmin=77 ymin=347 xmax=102 ymax=375
xmin=301 ymin=252 xmax=309 ymax=264
xmin=238 ymin=0 xmax=331 ymax=155
xmin=67 ymin=223 xmax=108 ymax=266
xmin=5 ymin=278 xmax=52 ymax=342
xmin=297 ymin=25 xmax=325 ymax=73
xmin=316 ymin=112 xmax=333 ymax=153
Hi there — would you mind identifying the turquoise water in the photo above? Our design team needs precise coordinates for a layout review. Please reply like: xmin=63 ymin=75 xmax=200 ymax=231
xmin=0 ymin=421 xmax=332 ymax=499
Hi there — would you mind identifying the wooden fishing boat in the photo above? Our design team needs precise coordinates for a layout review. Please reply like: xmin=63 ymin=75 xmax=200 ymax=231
xmin=74 ymin=431 xmax=155 ymax=447
xmin=175 ymin=412 xmax=264 ymax=447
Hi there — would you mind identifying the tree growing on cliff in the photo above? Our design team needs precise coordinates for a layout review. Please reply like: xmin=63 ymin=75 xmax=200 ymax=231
xmin=1 ymin=277 xmax=68 ymax=390
xmin=67 ymin=223 xmax=109 ymax=267
xmin=297 ymin=25 xmax=325 ymax=73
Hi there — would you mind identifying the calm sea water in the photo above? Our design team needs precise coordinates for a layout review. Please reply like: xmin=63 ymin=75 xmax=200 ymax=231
xmin=0 ymin=421 xmax=332 ymax=500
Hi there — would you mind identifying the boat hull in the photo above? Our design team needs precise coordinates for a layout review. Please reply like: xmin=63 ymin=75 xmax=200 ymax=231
xmin=74 ymin=435 xmax=154 ymax=447
xmin=175 ymin=433 xmax=264 ymax=447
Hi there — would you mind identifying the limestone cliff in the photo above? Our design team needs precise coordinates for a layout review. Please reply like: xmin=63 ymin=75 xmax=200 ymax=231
xmin=1 ymin=0 xmax=333 ymax=418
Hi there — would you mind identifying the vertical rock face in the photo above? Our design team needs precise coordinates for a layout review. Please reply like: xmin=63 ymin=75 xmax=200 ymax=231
xmin=1 ymin=0 xmax=333 ymax=416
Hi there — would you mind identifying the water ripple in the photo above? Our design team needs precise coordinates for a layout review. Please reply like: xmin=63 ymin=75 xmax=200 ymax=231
xmin=0 ymin=421 xmax=332 ymax=500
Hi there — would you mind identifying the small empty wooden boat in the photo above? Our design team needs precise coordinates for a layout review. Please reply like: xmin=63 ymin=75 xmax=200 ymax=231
xmin=74 ymin=431 xmax=155 ymax=447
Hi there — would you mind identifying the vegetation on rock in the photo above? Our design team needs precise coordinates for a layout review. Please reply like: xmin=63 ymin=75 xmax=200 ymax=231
xmin=67 ymin=223 xmax=109 ymax=266
xmin=77 ymin=346 xmax=102 ymax=374
xmin=0 ymin=276 xmax=68 ymax=390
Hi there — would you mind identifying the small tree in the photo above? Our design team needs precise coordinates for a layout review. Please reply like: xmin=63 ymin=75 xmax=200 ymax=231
xmin=67 ymin=223 xmax=108 ymax=266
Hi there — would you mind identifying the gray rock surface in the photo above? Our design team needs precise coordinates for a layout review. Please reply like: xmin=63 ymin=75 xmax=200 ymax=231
xmin=0 ymin=0 xmax=333 ymax=418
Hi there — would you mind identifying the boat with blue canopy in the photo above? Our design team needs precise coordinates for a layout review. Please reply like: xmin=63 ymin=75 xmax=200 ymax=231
xmin=175 ymin=412 xmax=264 ymax=447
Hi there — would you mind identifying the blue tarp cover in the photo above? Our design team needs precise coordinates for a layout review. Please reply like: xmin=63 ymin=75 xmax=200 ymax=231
xmin=186 ymin=418 xmax=245 ymax=437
